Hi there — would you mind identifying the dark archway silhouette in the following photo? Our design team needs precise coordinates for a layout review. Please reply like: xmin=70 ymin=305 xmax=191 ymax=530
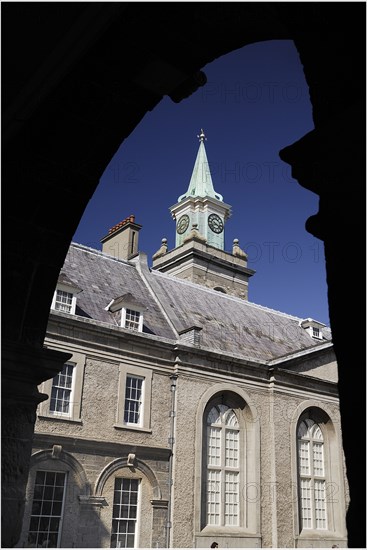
xmin=2 ymin=3 xmax=365 ymax=547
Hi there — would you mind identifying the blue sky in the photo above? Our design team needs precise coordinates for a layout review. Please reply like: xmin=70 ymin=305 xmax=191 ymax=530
xmin=73 ymin=40 xmax=330 ymax=326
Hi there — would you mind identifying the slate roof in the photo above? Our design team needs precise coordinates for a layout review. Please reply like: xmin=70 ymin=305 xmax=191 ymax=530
xmin=58 ymin=243 xmax=176 ymax=339
xmin=57 ymin=243 xmax=331 ymax=362
xmin=148 ymin=269 xmax=332 ymax=361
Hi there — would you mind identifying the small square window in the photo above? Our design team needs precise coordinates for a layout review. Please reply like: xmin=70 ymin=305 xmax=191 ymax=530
xmin=121 ymin=308 xmax=143 ymax=332
xmin=51 ymin=285 xmax=78 ymax=315
xmin=125 ymin=309 xmax=140 ymax=330
xmin=55 ymin=290 xmax=73 ymax=313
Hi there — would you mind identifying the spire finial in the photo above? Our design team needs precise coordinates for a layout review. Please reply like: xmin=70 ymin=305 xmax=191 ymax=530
xmin=197 ymin=129 xmax=206 ymax=142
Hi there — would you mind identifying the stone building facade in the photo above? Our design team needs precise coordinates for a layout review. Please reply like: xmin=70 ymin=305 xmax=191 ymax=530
xmin=17 ymin=134 xmax=348 ymax=548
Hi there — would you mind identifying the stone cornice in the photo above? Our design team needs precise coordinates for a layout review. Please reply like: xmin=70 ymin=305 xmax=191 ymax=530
xmin=267 ymin=341 xmax=334 ymax=366
xmin=46 ymin=313 xmax=338 ymax=396
xmin=47 ymin=312 xmax=177 ymax=367
xmin=268 ymin=366 xmax=338 ymax=397
xmin=33 ymin=432 xmax=172 ymax=461
xmin=152 ymin=241 xmax=255 ymax=276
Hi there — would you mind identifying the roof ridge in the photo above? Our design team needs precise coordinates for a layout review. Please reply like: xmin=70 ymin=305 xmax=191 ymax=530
xmin=70 ymin=242 xmax=135 ymax=266
xmin=150 ymin=268 xmax=323 ymax=324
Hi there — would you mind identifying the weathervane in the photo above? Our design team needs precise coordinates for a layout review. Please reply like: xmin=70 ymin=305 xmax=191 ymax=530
xmin=197 ymin=129 xmax=207 ymax=142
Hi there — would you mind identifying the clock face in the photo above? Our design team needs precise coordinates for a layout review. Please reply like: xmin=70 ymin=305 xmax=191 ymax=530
xmin=208 ymin=213 xmax=224 ymax=234
xmin=177 ymin=214 xmax=190 ymax=234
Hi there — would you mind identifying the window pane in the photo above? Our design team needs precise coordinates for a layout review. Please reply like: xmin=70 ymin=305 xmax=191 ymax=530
xmin=300 ymin=478 xmax=312 ymax=529
xmin=49 ymin=364 xmax=74 ymax=415
xmin=207 ymin=406 xmax=220 ymax=425
xmin=225 ymin=472 xmax=239 ymax=526
xmin=39 ymin=516 xmax=50 ymax=531
xmin=124 ymin=376 xmax=143 ymax=424
xmin=49 ymin=517 xmax=60 ymax=532
xmin=225 ymin=410 xmax=239 ymax=428
xmin=207 ymin=470 xmax=221 ymax=526
xmin=35 ymin=471 xmax=46 ymax=485
xmin=298 ymin=439 xmax=310 ymax=475
xmin=225 ymin=429 xmax=239 ymax=468
xmin=33 ymin=484 xmax=44 ymax=500
xmin=54 ymin=486 xmax=64 ymax=501
xmin=313 ymin=442 xmax=324 ymax=476
xmin=55 ymin=473 xmax=65 ymax=486
xmin=126 ymin=534 xmax=135 ymax=548
xmin=44 ymin=486 xmax=54 ymax=501
xmin=28 ymin=471 xmax=66 ymax=548
xmin=29 ymin=517 xmax=40 ymax=532
xmin=55 ymin=289 xmax=73 ymax=313
xmin=41 ymin=501 xmax=52 ymax=515
xmin=208 ymin=427 xmax=221 ymax=467
xmin=47 ymin=532 xmax=59 ymax=547
xmin=124 ymin=309 xmax=141 ymax=331
xmin=31 ymin=501 xmax=42 ymax=516
xmin=51 ymin=501 xmax=62 ymax=516
xmin=314 ymin=480 xmax=327 ymax=529
xmin=111 ymin=479 xmax=139 ymax=548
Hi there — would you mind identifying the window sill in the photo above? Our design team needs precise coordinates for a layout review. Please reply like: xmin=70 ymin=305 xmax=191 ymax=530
xmin=114 ymin=423 xmax=152 ymax=434
xmin=198 ymin=526 xmax=257 ymax=535
xmin=296 ymin=531 xmax=346 ymax=541
xmin=195 ymin=530 xmax=261 ymax=547
xmin=38 ymin=414 xmax=82 ymax=424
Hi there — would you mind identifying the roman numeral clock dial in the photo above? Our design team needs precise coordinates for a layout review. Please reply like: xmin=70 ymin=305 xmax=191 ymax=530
xmin=208 ymin=213 xmax=224 ymax=234
xmin=176 ymin=214 xmax=190 ymax=235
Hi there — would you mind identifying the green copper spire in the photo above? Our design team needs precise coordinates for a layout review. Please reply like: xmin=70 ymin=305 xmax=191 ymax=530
xmin=178 ymin=130 xmax=223 ymax=202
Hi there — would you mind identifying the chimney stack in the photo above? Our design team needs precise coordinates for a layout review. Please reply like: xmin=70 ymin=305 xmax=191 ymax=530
xmin=101 ymin=215 xmax=142 ymax=260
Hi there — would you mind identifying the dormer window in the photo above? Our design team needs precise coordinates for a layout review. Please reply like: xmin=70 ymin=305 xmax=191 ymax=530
xmin=122 ymin=308 xmax=143 ymax=332
xmin=105 ymin=293 xmax=144 ymax=333
xmin=54 ymin=289 xmax=74 ymax=313
xmin=51 ymin=275 xmax=82 ymax=315
xmin=299 ymin=318 xmax=325 ymax=340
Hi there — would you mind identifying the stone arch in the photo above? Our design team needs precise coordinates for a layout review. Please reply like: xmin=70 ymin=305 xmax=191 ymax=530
xmin=30 ymin=448 xmax=91 ymax=496
xmin=290 ymin=398 xmax=340 ymax=432
xmin=196 ymin=382 xmax=260 ymax=425
xmin=95 ymin=456 xmax=162 ymax=500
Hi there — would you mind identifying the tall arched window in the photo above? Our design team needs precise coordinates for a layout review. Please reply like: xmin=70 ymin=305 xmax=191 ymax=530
xmin=297 ymin=418 xmax=327 ymax=530
xmin=206 ymin=404 xmax=240 ymax=527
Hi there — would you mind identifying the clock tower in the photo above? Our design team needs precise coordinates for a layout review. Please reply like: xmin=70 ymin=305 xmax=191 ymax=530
xmin=152 ymin=130 xmax=255 ymax=300
xmin=171 ymin=129 xmax=231 ymax=249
